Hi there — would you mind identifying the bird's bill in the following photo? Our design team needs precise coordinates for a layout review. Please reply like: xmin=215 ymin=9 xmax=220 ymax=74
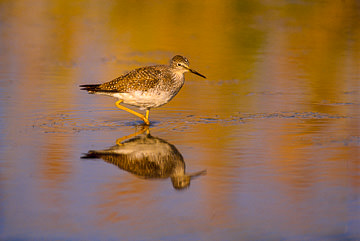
xmin=189 ymin=68 xmax=206 ymax=79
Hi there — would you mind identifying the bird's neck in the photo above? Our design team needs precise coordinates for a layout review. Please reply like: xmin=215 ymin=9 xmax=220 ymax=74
xmin=171 ymin=71 xmax=185 ymax=86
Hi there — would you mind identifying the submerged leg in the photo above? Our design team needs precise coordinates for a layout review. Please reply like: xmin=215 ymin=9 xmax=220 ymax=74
xmin=115 ymin=100 xmax=150 ymax=125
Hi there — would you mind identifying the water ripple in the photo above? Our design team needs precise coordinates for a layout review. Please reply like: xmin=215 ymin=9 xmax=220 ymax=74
xmin=32 ymin=111 xmax=351 ymax=134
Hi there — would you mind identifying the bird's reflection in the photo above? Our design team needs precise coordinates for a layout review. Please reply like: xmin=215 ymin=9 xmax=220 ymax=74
xmin=82 ymin=126 xmax=206 ymax=190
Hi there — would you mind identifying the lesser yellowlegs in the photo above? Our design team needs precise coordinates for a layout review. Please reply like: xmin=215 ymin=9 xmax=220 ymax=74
xmin=80 ymin=55 xmax=206 ymax=125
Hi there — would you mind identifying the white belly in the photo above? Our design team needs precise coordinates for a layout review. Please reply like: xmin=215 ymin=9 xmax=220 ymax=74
xmin=112 ymin=91 xmax=174 ymax=110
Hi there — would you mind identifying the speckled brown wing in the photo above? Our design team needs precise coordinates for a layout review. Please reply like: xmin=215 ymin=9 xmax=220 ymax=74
xmin=98 ymin=65 xmax=165 ymax=93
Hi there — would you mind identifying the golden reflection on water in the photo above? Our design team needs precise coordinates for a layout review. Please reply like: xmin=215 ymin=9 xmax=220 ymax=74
xmin=0 ymin=0 xmax=359 ymax=240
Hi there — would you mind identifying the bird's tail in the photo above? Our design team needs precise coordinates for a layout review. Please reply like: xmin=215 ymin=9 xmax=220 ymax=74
xmin=79 ymin=84 xmax=101 ymax=93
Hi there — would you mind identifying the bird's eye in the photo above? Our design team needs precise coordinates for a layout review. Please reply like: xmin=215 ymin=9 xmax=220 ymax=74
xmin=177 ymin=63 xmax=181 ymax=66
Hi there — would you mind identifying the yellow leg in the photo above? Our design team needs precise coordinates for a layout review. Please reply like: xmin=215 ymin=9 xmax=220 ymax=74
xmin=145 ymin=110 xmax=150 ymax=120
xmin=115 ymin=100 xmax=150 ymax=125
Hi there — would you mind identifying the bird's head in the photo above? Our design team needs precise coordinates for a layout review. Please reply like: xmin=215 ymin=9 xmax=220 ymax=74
xmin=170 ymin=55 xmax=206 ymax=78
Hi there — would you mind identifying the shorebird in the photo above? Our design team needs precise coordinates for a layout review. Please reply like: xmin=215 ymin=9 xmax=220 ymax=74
xmin=80 ymin=55 xmax=206 ymax=125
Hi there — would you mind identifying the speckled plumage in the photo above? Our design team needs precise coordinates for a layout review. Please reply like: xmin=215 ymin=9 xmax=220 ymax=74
xmin=99 ymin=66 xmax=171 ymax=92
xmin=80 ymin=55 xmax=206 ymax=123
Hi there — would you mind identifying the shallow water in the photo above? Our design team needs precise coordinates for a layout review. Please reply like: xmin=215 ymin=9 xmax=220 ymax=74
xmin=0 ymin=1 xmax=359 ymax=240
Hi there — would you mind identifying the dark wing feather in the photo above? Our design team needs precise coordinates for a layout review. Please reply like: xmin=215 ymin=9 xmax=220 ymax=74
xmin=79 ymin=84 xmax=110 ymax=92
